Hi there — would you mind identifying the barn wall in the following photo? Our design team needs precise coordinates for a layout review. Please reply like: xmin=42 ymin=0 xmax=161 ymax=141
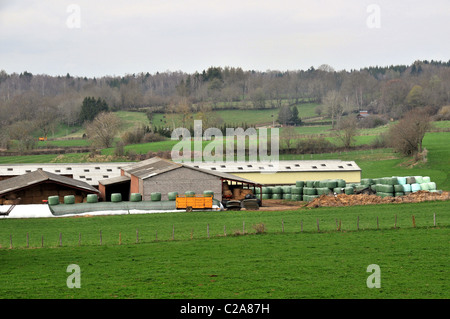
xmin=230 ymin=171 xmax=361 ymax=185
xmin=141 ymin=167 xmax=222 ymax=201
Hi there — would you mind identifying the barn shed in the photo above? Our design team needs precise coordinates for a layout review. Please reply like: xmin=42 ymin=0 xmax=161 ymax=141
xmin=99 ymin=157 xmax=262 ymax=202
xmin=183 ymin=160 xmax=361 ymax=185
xmin=0 ymin=169 xmax=100 ymax=205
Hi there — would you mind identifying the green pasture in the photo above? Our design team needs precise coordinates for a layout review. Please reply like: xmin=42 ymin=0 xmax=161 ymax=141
xmin=0 ymin=200 xmax=448 ymax=299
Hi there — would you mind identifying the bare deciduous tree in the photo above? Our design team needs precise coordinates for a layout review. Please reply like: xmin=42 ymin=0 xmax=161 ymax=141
xmin=85 ymin=112 xmax=121 ymax=148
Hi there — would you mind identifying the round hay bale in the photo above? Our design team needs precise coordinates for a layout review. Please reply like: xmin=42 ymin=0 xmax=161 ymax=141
xmin=402 ymin=184 xmax=412 ymax=192
xmin=185 ymin=191 xmax=195 ymax=197
xmin=344 ymin=187 xmax=354 ymax=195
xmin=86 ymin=194 xmax=98 ymax=203
xmin=167 ymin=192 xmax=178 ymax=201
xmin=337 ymin=179 xmax=346 ymax=188
xmin=411 ymin=183 xmax=421 ymax=192
xmin=306 ymin=181 xmax=314 ymax=188
xmin=261 ymin=194 xmax=271 ymax=199
xmin=48 ymin=195 xmax=60 ymax=206
xmin=317 ymin=187 xmax=332 ymax=195
xmin=303 ymin=187 xmax=317 ymax=195
xmin=422 ymin=176 xmax=431 ymax=183
xmin=151 ymin=192 xmax=162 ymax=201
xmin=295 ymin=181 xmax=305 ymax=188
xmin=333 ymin=187 xmax=343 ymax=194
xmin=282 ymin=193 xmax=292 ymax=200
xmin=271 ymin=193 xmax=282 ymax=199
xmin=130 ymin=193 xmax=142 ymax=202
xmin=326 ymin=180 xmax=338 ymax=188
xmin=111 ymin=193 xmax=122 ymax=202
xmin=397 ymin=177 xmax=407 ymax=185
xmin=282 ymin=186 xmax=292 ymax=194
xmin=414 ymin=176 xmax=424 ymax=184
xmin=361 ymin=178 xmax=373 ymax=185
xmin=203 ymin=190 xmax=215 ymax=197
xmin=291 ymin=187 xmax=303 ymax=195
xmin=406 ymin=176 xmax=416 ymax=184
xmin=394 ymin=185 xmax=404 ymax=192
xmin=420 ymin=183 xmax=429 ymax=191
xmin=261 ymin=187 xmax=272 ymax=194
xmin=427 ymin=182 xmax=436 ymax=190
xmin=291 ymin=194 xmax=302 ymax=201
xmin=64 ymin=195 xmax=75 ymax=205
xmin=272 ymin=186 xmax=282 ymax=194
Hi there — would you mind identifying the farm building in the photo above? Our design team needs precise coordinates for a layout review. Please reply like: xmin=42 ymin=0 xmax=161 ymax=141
xmin=0 ymin=169 xmax=100 ymax=205
xmin=98 ymin=157 xmax=262 ymax=202
xmin=183 ymin=160 xmax=361 ymax=185
xmin=0 ymin=163 xmax=125 ymax=186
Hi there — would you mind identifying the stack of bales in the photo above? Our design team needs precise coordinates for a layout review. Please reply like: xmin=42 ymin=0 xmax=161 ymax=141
xmin=302 ymin=179 xmax=350 ymax=202
xmin=356 ymin=176 xmax=439 ymax=198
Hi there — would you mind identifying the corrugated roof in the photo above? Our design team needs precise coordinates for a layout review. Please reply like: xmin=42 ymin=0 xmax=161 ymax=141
xmin=98 ymin=175 xmax=131 ymax=186
xmin=122 ymin=157 xmax=262 ymax=185
xmin=183 ymin=160 xmax=361 ymax=173
xmin=0 ymin=169 xmax=99 ymax=195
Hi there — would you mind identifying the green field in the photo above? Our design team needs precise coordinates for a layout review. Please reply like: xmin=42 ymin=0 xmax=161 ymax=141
xmin=0 ymin=201 xmax=448 ymax=299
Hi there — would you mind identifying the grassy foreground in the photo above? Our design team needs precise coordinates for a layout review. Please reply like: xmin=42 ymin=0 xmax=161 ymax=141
xmin=0 ymin=201 xmax=448 ymax=299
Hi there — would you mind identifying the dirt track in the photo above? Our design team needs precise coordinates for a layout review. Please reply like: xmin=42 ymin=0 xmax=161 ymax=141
xmin=260 ymin=191 xmax=450 ymax=210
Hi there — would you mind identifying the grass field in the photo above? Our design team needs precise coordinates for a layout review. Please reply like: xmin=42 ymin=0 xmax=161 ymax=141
xmin=0 ymin=201 xmax=448 ymax=299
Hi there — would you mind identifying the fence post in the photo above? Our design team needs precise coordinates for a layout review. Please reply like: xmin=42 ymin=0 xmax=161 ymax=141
xmin=26 ymin=233 xmax=29 ymax=248
xmin=224 ymin=225 xmax=226 ymax=236
xmin=191 ymin=228 xmax=193 ymax=240
xmin=172 ymin=225 xmax=175 ymax=240
xmin=99 ymin=230 xmax=102 ymax=246
xmin=357 ymin=216 xmax=360 ymax=231
xmin=207 ymin=224 xmax=210 ymax=238
xmin=433 ymin=213 xmax=436 ymax=227
xmin=377 ymin=216 xmax=379 ymax=230
xmin=136 ymin=229 xmax=139 ymax=244
xmin=394 ymin=215 xmax=397 ymax=229
xmin=301 ymin=220 xmax=303 ymax=233
xmin=9 ymin=235 xmax=12 ymax=249
xmin=282 ymin=219 xmax=284 ymax=233
xmin=412 ymin=215 xmax=416 ymax=228
xmin=119 ymin=232 xmax=122 ymax=245
xmin=155 ymin=230 xmax=158 ymax=241
xmin=243 ymin=221 xmax=245 ymax=234
xmin=59 ymin=233 xmax=62 ymax=247
xmin=79 ymin=233 xmax=81 ymax=246
xmin=316 ymin=219 xmax=320 ymax=232
xmin=41 ymin=235 xmax=44 ymax=248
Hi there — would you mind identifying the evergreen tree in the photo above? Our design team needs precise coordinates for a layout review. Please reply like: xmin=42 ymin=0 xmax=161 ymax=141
xmin=79 ymin=97 xmax=109 ymax=123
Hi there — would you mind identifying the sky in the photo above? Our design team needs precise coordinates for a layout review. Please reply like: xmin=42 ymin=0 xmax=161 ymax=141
xmin=0 ymin=0 xmax=449 ymax=77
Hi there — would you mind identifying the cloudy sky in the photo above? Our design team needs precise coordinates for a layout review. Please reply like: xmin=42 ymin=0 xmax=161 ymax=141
xmin=0 ymin=0 xmax=449 ymax=77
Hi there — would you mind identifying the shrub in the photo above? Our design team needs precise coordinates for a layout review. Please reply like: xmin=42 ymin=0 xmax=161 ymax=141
xmin=252 ymin=223 xmax=266 ymax=234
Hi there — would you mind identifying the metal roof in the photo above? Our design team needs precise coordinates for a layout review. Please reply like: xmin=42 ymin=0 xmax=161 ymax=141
xmin=0 ymin=163 xmax=127 ymax=185
xmin=183 ymin=160 xmax=361 ymax=173
xmin=122 ymin=157 xmax=262 ymax=185
xmin=0 ymin=169 xmax=100 ymax=196
xmin=98 ymin=175 xmax=131 ymax=186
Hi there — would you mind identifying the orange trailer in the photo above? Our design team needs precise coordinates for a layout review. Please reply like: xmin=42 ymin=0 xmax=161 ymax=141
xmin=176 ymin=195 xmax=213 ymax=210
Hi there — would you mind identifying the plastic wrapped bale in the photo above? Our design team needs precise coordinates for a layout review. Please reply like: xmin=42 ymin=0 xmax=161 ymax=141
xmin=291 ymin=187 xmax=303 ymax=195
xmin=427 ymin=182 xmax=437 ymax=190
xmin=394 ymin=192 xmax=405 ymax=197
xmin=295 ymin=181 xmax=305 ymax=188
xmin=48 ymin=195 xmax=60 ymax=206
xmin=151 ymin=192 xmax=162 ymax=201
xmin=185 ymin=191 xmax=195 ymax=197
xmin=411 ymin=183 xmax=421 ymax=192
xmin=397 ymin=177 xmax=407 ymax=185
xmin=402 ymin=184 xmax=412 ymax=192
xmin=360 ymin=178 xmax=373 ymax=185
xmin=333 ymin=187 xmax=343 ymax=194
xmin=306 ymin=181 xmax=314 ymax=188
xmin=261 ymin=194 xmax=271 ymax=200
xmin=271 ymin=194 xmax=282 ymax=200
xmin=422 ymin=176 xmax=431 ymax=183
xmin=303 ymin=187 xmax=317 ymax=195
xmin=394 ymin=185 xmax=404 ymax=193
xmin=86 ymin=194 xmax=98 ymax=203
xmin=337 ymin=179 xmax=346 ymax=188
xmin=282 ymin=186 xmax=292 ymax=194
xmin=203 ymin=190 xmax=215 ymax=197
xmin=414 ymin=176 xmax=424 ymax=184
xmin=406 ymin=176 xmax=416 ymax=184
xmin=376 ymin=184 xmax=394 ymax=193
xmin=167 ymin=192 xmax=178 ymax=201
xmin=64 ymin=195 xmax=75 ymax=204
xmin=261 ymin=187 xmax=272 ymax=195
xmin=378 ymin=192 xmax=394 ymax=198
xmin=317 ymin=187 xmax=332 ymax=195
xmin=130 ymin=193 xmax=142 ymax=202
xmin=291 ymin=194 xmax=302 ymax=201
xmin=282 ymin=193 xmax=292 ymax=200
xmin=420 ymin=183 xmax=430 ymax=191
xmin=344 ymin=187 xmax=354 ymax=195
xmin=111 ymin=193 xmax=122 ymax=202
xmin=272 ymin=187 xmax=283 ymax=195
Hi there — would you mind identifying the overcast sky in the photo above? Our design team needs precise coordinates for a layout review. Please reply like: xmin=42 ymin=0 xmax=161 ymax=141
xmin=0 ymin=0 xmax=449 ymax=77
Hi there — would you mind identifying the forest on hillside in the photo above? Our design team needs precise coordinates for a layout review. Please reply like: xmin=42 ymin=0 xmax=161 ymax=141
xmin=0 ymin=60 xmax=450 ymax=150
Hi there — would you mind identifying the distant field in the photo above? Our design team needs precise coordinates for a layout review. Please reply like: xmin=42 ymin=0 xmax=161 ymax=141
xmin=0 ymin=201 xmax=448 ymax=299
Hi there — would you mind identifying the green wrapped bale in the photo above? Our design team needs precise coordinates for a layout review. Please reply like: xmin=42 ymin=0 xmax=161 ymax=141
xmin=333 ymin=187 xmax=343 ymax=194
xmin=261 ymin=194 xmax=271 ymax=199
xmin=377 ymin=192 xmax=394 ymax=198
xmin=282 ymin=193 xmax=292 ymax=200
xmin=295 ymin=181 xmax=305 ymax=188
xmin=397 ymin=177 xmax=407 ymax=185
xmin=64 ymin=195 xmax=75 ymax=205
xmin=375 ymin=184 xmax=394 ymax=193
xmin=303 ymin=187 xmax=317 ymax=195
xmin=271 ymin=193 xmax=282 ymax=199
xmin=185 ymin=191 xmax=195 ymax=197
xmin=291 ymin=187 xmax=303 ymax=195
xmin=130 ymin=193 xmax=142 ymax=202
xmin=411 ymin=183 xmax=421 ymax=192
xmin=167 ymin=192 xmax=178 ymax=201
xmin=402 ymin=184 xmax=412 ymax=192
xmin=261 ymin=187 xmax=272 ymax=194
xmin=414 ymin=176 xmax=423 ymax=184
xmin=306 ymin=181 xmax=314 ymax=188
xmin=291 ymin=194 xmax=302 ymax=201
xmin=428 ymin=182 xmax=436 ymax=190
xmin=337 ymin=179 xmax=346 ymax=188
xmin=317 ymin=187 xmax=332 ymax=195
xmin=111 ymin=193 xmax=122 ymax=203
xmin=394 ymin=192 xmax=405 ymax=197
xmin=282 ymin=186 xmax=292 ymax=194
xmin=360 ymin=178 xmax=373 ymax=185
xmin=48 ymin=196 xmax=59 ymax=206
xmin=394 ymin=184 xmax=404 ymax=192
xmin=151 ymin=192 xmax=162 ymax=201
xmin=419 ymin=183 xmax=429 ymax=191
xmin=203 ymin=190 xmax=215 ymax=197
xmin=86 ymin=194 xmax=98 ymax=203
xmin=272 ymin=186 xmax=282 ymax=194
xmin=344 ymin=187 xmax=354 ymax=195
xmin=422 ymin=176 xmax=431 ymax=183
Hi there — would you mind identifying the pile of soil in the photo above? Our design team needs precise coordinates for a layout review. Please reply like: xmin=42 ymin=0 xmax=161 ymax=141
xmin=305 ymin=190 xmax=450 ymax=208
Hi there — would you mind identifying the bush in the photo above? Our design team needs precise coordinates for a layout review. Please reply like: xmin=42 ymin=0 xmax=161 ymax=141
xmin=252 ymin=223 xmax=266 ymax=234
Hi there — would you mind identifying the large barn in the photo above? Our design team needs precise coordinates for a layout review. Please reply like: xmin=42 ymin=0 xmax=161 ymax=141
xmin=183 ymin=160 xmax=361 ymax=185
xmin=98 ymin=157 xmax=262 ymax=202
xmin=0 ymin=169 xmax=100 ymax=205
